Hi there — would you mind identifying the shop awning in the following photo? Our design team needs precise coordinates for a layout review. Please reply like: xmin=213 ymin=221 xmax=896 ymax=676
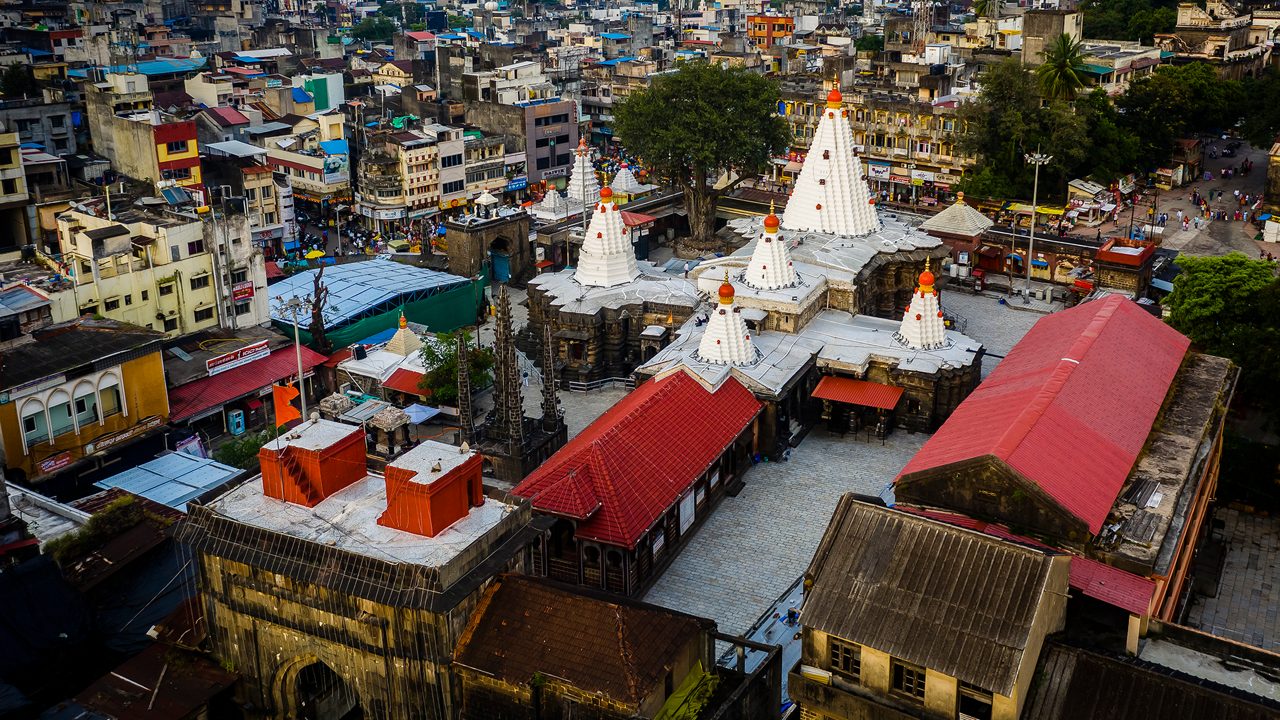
xmin=404 ymin=403 xmax=440 ymax=423
xmin=812 ymin=376 xmax=904 ymax=410
xmin=1031 ymin=259 xmax=1049 ymax=268
xmin=169 ymin=346 xmax=327 ymax=423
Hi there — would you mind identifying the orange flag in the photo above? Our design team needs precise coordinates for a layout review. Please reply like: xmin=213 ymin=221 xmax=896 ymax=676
xmin=273 ymin=383 xmax=301 ymax=427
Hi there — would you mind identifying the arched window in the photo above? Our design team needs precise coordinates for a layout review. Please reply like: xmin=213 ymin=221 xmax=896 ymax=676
xmin=19 ymin=397 xmax=47 ymax=449
xmin=45 ymin=389 xmax=73 ymax=439
xmin=72 ymin=380 xmax=98 ymax=430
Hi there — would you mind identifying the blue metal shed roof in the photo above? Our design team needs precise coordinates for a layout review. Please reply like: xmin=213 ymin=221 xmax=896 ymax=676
xmin=601 ymin=32 xmax=632 ymax=39
xmin=292 ymin=87 xmax=314 ymax=103
xmin=319 ymin=138 xmax=348 ymax=155
xmin=68 ymin=57 xmax=207 ymax=78
xmin=267 ymin=258 xmax=471 ymax=327
xmin=95 ymin=452 xmax=241 ymax=511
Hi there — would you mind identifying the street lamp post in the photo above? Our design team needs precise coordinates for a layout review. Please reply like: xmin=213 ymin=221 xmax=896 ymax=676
xmin=1024 ymin=149 xmax=1052 ymax=304
xmin=273 ymin=296 xmax=311 ymax=420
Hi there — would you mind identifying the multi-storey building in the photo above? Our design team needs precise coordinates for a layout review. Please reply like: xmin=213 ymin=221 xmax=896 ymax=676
xmin=84 ymin=73 xmax=204 ymax=196
xmin=0 ymin=130 xmax=29 ymax=257
xmin=261 ymin=110 xmax=350 ymax=219
xmin=0 ymin=97 xmax=77 ymax=156
xmin=0 ymin=316 xmax=169 ymax=486
xmin=463 ymin=132 xmax=512 ymax=199
xmin=53 ymin=207 xmax=224 ymax=335
xmin=202 ymin=144 xmax=292 ymax=257
xmin=747 ymin=13 xmax=795 ymax=49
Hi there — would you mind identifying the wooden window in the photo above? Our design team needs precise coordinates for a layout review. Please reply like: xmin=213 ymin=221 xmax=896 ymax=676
xmin=829 ymin=638 xmax=861 ymax=682
xmin=959 ymin=681 xmax=993 ymax=720
xmin=891 ymin=659 xmax=926 ymax=701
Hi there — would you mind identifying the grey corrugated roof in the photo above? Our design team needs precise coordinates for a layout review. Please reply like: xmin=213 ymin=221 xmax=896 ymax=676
xmin=0 ymin=284 xmax=51 ymax=318
xmin=919 ymin=199 xmax=994 ymax=238
xmin=802 ymin=497 xmax=1061 ymax=695
xmin=267 ymin=259 xmax=471 ymax=326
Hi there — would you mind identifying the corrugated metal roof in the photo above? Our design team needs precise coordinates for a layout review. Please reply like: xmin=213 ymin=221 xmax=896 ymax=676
xmin=811 ymin=376 xmax=904 ymax=410
xmin=513 ymin=372 xmax=761 ymax=549
xmin=896 ymin=296 xmax=1189 ymax=533
xmin=1025 ymin=642 xmax=1279 ymax=719
xmin=95 ymin=452 xmax=241 ymax=511
xmin=266 ymin=260 xmax=470 ymax=326
xmin=382 ymin=368 xmax=425 ymax=396
xmin=803 ymin=497 xmax=1063 ymax=696
xmin=168 ymin=346 xmax=327 ymax=422
xmin=1068 ymin=556 xmax=1154 ymax=616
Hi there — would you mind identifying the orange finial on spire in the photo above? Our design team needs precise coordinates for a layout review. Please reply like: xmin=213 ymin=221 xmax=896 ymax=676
xmin=398 ymin=311 xmax=407 ymax=329
xmin=918 ymin=258 xmax=935 ymax=292
xmin=826 ymin=80 xmax=843 ymax=109
xmin=763 ymin=200 xmax=780 ymax=231
xmin=718 ymin=269 xmax=735 ymax=304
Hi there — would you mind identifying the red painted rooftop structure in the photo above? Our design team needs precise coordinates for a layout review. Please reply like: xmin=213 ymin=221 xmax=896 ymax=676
xmin=895 ymin=295 xmax=1190 ymax=534
xmin=513 ymin=371 xmax=762 ymax=549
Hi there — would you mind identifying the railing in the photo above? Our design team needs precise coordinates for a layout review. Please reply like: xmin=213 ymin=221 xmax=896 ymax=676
xmin=566 ymin=376 xmax=636 ymax=393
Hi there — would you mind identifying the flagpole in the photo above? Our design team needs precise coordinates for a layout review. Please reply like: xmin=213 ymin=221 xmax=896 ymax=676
xmin=292 ymin=302 xmax=307 ymax=421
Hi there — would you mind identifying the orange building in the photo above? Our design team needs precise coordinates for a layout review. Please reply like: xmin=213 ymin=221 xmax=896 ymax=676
xmin=747 ymin=14 xmax=795 ymax=49
xmin=379 ymin=440 xmax=484 ymax=537
xmin=0 ymin=318 xmax=169 ymax=485
xmin=259 ymin=420 xmax=367 ymax=506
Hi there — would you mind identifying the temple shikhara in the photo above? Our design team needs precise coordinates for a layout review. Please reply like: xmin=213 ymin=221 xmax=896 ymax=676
xmin=636 ymin=83 xmax=984 ymax=454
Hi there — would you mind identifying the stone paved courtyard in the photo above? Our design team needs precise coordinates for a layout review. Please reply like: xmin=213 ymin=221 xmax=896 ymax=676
xmin=644 ymin=429 xmax=929 ymax=636
xmin=1185 ymin=508 xmax=1280 ymax=651
xmin=941 ymin=290 xmax=1045 ymax=378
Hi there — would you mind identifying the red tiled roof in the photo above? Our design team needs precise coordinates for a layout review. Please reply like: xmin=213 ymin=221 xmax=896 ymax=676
xmin=383 ymin=367 xmax=426 ymax=396
xmin=1069 ymin=555 xmax=1154 ymax=616
xmin=265 ymin=261 xmax=285 ymax=280
xmin=513 ymin=372 xmax=762 ymax=549
xmin=621 ymin=210 xmax=657 ymax=227
xmin=812 ymin=376 xmax=904 ymax=410
xmin=406 ymin=31 xmax=436 ymax=41
xmin=323 ymin=348 xmax=352 ymax=368
xmin=896 ymin=296 xmax=1189 ymax=534
xmin=169 ymin=346 xmax=327 ymax=422
xmin=205 ymin=106 xmax=250 ymax=127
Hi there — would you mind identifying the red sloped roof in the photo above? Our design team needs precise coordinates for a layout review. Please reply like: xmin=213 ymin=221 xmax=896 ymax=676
xmin=812 ymin=376 xmax=904 ymax=410
xmin=264 ymin=261 xmax=285 ymax=278
xmin=205 ymin=106 xmax=251 ymax=127
xmin=383 ymin=367 xmax=426 ymax=395
xmin=1069 ymin=555 xmax=1155 ymax=616
xmin=896 ymin=296 xmax=1189 ymax=534
xmin=513 ymin=371 xmax=762 ymax=549
xmin=169 ymin=346 xmax=327 ymax=422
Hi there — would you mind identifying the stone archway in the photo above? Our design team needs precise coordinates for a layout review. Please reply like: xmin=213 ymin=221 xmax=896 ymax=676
xmin=490 ymin=236 xmax=513 ymax=282
xmin=272 ymin=655 xmax=362 ymax=720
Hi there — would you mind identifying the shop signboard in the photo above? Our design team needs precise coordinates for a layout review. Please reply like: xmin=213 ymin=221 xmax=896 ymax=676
xmin=38 ymin=451 xmax=74 ymax=474
xmin=506 ymin=176 xmax=528 ymax=192
xmin=233 ymin=281 xmax=256 ymax=301
xmin=207 ymin=340 xmax=270 ymax=376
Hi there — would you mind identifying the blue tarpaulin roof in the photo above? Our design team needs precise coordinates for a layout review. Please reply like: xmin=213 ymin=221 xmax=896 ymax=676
xmin=95 ymin=452 xmax=241 ymax=511
xmin=319 ymin=139 xmax=349 ymax=155
xmin=292 ymin=87 xmax=314 ymax=103
xmin=404 ymin=404 xmax=440 ymax=423
xmin=68 ymin=57 xmax=206 ymax=78
xmin=601 ymin=32 xmax=632 ymax=39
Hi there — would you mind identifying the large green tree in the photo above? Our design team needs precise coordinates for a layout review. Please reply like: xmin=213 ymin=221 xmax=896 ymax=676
xmin=1082 ymin=0 xmax=1176 ymax=42
xmin=1240 ymin=68 xmax=1280 ymax=149
xmin=1117 ymin=63 xmax=1244 ymax=170
xmin=1166 ymin=254 xmax=1280 ymax=424
xmin=614 ymin=62 xmax=791 ymax=249
xmin=352 ymin=16 xmax=396 ymax=41
xmin=0 ymin=63 xmax=37 ymax=98
xmin=957 ymin=59 xmax=1086 ymax=199
xmin=1036 ymin=34 xmax=1088 ymax=101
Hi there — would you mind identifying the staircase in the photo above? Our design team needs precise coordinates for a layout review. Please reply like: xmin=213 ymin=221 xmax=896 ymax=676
xmin=280 ymin=449 xmax=322 ymax=506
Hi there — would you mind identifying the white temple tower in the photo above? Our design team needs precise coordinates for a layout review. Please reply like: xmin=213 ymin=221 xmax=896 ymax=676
xmin=744 ymin=203 xmax=798 ymax=290
xmin=574 ymin=187 xmax=640 ymax=287
xmin=697 ymin=273 xmax=756 ymax=365
xmin=566 ymin=137 xmax=600 ymax=208
xmin=611 ymin=162 xmax=644 ymax=196
xmin=781 ymin=84 xmax=881 ymax=236
xmin=895 ymin=263 xmax=948 ymax=350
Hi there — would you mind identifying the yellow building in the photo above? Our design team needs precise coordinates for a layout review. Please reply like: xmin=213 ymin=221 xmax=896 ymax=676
xmin=0 ymin=130 xmax=30 ymax=257
xmin=373 ymin=60 xmax=414 ymax=88
xmin=791 ymin=497 xmax=1068 ymax=720
xmin=84 ymin=73 xmax=204 ymax=193
xmin=0 ymin=317 xmax=168 ymax=485
xmin=52 ymin=207 xmax=223 ymax=336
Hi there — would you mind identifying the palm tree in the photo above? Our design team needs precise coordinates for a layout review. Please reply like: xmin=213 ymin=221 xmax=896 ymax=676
xmin=1036 ymin=34 xmax=1088 ymax=101
xmin=973 ymin=0 xmax=997 ymax=18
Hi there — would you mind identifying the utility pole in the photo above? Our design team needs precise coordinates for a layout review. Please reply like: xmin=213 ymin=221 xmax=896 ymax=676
xmin=1024 ymin=148 xmax=1052 ymax=304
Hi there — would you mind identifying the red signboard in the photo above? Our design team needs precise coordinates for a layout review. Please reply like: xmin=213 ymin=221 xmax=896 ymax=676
xmin=233 ymin=281 xmax=256 ymax=301
xmin=38 ymin=451 xmax=73 ymax=474
xmin=206 ymin=340 xmax=270 ymax=376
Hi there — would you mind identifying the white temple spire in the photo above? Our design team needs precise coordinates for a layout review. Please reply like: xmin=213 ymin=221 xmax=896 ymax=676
xmin=574 ymin=186 xmax=639 ymax=288
xmin=697 ymin=271 xmax=756 ymax=365
xmin=566 ymin=137 xmax=599 ymax=208
xmin=745 ymin=201 xmax=798 ymax=290
xmin=895 ymin=260 xmax=949 ymax=350
xmin=781 ymin=83 xmax=881 ymax=237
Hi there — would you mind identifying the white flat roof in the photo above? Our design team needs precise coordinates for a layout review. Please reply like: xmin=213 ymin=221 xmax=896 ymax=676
xmin=529 ymin=261 xmax=702 ymax=316
xmin=208 ymin=471 xmax=515 ymax=566
xmin=262 ymin=418 xmax=361 ymax=453
xmin=389 ymin=440 xmax=474 ymax=485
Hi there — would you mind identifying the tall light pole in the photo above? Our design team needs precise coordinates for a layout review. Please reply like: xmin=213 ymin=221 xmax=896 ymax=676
xmin=1024 ymin=148 xmax=1052 ymax=304
xmin=273 ymin=296 xmax=311 ymax=420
